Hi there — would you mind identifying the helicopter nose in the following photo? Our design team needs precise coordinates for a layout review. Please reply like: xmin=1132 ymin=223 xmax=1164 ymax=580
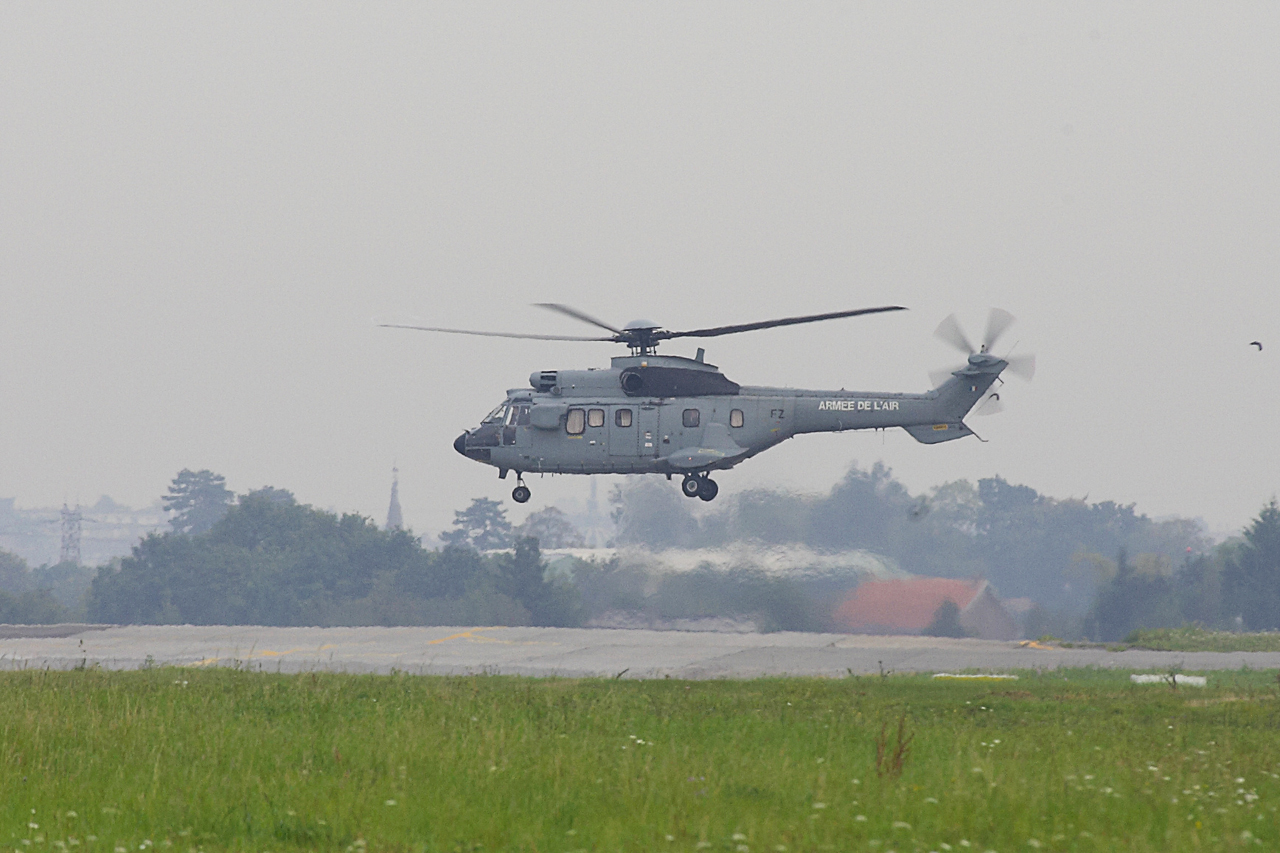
xmin=453 ymin=432 xmax=468 ymax=456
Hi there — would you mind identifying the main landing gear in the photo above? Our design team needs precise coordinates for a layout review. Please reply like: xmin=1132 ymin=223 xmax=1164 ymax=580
xmin=512 ymin=475 xmax=531 ymax=504
xmin=681 ymin=473 xmax=719 ymax=502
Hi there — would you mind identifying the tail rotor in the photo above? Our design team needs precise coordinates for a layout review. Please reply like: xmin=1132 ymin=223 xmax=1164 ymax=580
xmin=929 ymin=309 xmax=1035 ymax=414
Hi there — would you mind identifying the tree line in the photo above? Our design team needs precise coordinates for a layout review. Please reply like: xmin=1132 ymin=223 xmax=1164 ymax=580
xmin=1087 ymin=500 xmax=1280 ymax=640
xmin=1 ymin=465 xmax=1277 ymax=640
xmin=1 ymin=470 xmax=583 ymax=628
xmin=607 ymin=462 xmax=1207 ymax=617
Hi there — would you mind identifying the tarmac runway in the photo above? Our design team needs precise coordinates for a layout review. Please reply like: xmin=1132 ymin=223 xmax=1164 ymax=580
xmin=3 ymin=624 xmax=1280 ymax=678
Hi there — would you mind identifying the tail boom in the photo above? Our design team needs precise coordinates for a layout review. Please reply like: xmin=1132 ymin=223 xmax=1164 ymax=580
xmin=774 ymin=353 xmax=1007 ymax=444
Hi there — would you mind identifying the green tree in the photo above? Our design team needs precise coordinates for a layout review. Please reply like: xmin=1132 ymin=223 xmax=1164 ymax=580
xmin=0 ymin=549 xmax=31 ymax=595
xmin=1175 ymin=552 xmax=1225 ymax=628
xmin=516 ymin=507 xmax=584 ymax=549
xmin=1223 ymin=499 xmax=1280 ymax=630
xmin=441 ymin=498 xmax=513 ymax=551
xmin=0 ymin=588 xmax=67 ymax=624
xmin=164 ymin=469 xmax=234 ymax=535
xmin=88 ymin=489 xmax=440 ymax=626
xmin=496 ymin=537 xmax=583 ymax=627
xmin=923 ymin=599 xmax=969 ymax=638
xmin=610 ymin=478 xmax=699 ymax=549
xmin=1087 ymin=549 xmax=1180 ymax=641
xmin=807 ymin=461 xmax=911 ymax=552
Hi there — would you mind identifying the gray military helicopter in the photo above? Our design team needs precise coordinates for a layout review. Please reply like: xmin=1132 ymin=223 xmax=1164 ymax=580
xmin=383 ymin=305 xmax=1033 ymax=504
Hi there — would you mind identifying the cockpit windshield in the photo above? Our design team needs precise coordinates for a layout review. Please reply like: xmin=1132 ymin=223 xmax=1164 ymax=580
xmin=483 ymin=402 xmax=508 ymax=424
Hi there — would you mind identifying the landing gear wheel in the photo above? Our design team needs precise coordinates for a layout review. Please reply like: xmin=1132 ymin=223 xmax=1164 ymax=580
xmin=512 ymin=485 xmax=531 ymax=504
xmin=697 ymin=477 xmax=719 ymax=502
xmin=681 ymin=475 xmax=702 ymax=498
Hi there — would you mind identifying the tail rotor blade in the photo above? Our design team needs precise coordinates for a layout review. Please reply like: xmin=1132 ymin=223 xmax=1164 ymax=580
xmin=1005 ymin=353 xmax=1036 ymax=381
xmin=934 ymin=314 xmax=975 ymax=355
xmin=974 ymin=391 xmax=1005 ymax=417
xmin=982 ymin=308 xmax=1016 ymax=352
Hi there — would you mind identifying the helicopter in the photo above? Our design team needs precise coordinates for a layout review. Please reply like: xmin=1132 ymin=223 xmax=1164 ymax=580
xmin=382 ymin=304 xmax=1034 ymax=504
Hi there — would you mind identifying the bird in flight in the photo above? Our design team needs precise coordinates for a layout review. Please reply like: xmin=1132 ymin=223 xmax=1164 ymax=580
xmin=1250 ymin=341 xmax=1263 ymax=351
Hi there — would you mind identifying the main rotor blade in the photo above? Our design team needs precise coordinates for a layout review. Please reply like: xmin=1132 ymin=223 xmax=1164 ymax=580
xmin=929 ymin=364 xmax=967 ymax=388
xmin=1004 ymin=353 xmax=1036 ymax=380
xmin=982 ymin=308 xmax=1016 ymax=352
xmin=934 ymin=314 xmax=975 ymax=355
xmin=378 ymin=323 xmax=612 ymax=342
xmin=659 ymin=305 xmax=906 ymax=340
xmin=533 ymin=303 xmax=625 ymax=336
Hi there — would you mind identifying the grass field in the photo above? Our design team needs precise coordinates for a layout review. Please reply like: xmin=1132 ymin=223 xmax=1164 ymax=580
xmin=1124 ymin=626 xmax=1280 ymax=653
xmin=3 ymin=668 xmax=1280 ymax=852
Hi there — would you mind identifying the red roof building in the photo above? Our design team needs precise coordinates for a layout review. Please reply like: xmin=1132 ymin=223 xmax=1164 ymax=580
xmin=832 ymin=577 xmax=1019 ymax=640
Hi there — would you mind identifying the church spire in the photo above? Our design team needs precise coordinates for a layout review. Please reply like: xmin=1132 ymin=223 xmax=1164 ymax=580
xmin=385 ymin=466 xmax=404 ymax=531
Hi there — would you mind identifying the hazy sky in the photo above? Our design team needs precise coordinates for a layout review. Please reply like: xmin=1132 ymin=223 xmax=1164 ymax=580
xmin=2 ymin=4 xmax=1277 ymax=539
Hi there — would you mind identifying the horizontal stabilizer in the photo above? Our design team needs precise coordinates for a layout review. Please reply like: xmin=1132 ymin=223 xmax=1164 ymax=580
xmin=903 ymin=422 xmax=974 ymax=444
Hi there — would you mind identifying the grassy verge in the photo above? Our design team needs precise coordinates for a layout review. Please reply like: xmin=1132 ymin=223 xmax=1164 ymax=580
xmin=1125 ymin=625 xmax=1280 ymax=652
xmin=3 ymin=667 xmax=1280 ymax=851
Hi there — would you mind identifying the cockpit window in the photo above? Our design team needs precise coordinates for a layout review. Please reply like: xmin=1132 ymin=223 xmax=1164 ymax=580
xmin=483 ymin=403 xmax=507 ymax=423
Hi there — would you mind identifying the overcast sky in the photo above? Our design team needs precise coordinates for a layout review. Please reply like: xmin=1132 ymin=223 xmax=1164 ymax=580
xmin=2 ymin=3 xmax=1276 ymax=539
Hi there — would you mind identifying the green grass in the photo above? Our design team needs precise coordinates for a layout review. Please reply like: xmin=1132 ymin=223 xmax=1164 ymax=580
xmin=1125 ymin=625 xmax=1280 ymax=652
xmin=3 ymin=668 xmax=1280 ymax=851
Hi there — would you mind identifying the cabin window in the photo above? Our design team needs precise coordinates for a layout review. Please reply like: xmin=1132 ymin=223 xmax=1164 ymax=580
xmin=484 ymin=403 xmax=507 ymax=423
xmin=730 ymin=409 xmax=744 ymax=428
xmin=566 ymin=408 xmax=585 ymax=435
xmin=587 ymin=408 xmax=605 ymax=428
xmin=615 ymin=408 xmax=633 ymax=427
xmin=682 ymin=408 xmax=700 ymax=428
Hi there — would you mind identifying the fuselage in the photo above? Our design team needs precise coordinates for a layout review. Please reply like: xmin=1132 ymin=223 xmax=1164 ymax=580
xmin=456 ymin=353 xmax=1006 ymax=478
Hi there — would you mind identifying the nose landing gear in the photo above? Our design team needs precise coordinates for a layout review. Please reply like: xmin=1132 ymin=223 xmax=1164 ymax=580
xmin=680 ymin=473 xmax=719 ymax=502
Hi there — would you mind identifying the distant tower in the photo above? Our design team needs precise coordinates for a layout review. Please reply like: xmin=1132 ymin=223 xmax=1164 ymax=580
xmin=59 ymin=503 xmax=83 ymax=564
xmin=385 ymin=467 xmax=404 ymax=531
